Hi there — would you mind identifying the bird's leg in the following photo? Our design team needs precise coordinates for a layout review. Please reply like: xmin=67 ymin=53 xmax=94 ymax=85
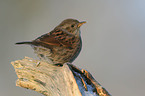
xmin=53 ymin=63 xmax=63 ymax=67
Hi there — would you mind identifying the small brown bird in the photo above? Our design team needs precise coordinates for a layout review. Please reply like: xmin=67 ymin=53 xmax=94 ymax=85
xmin=16 ymin=19 xmax=86 ymax=64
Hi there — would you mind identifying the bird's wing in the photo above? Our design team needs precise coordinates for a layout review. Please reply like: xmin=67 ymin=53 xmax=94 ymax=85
xmin=34 ymin=28 xmax=76 ymax=48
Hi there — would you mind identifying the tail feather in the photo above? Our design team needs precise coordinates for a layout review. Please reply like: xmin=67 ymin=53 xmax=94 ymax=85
xmin=15 ymin=41 xmax=33 ymax=45
xmin=15 ymin=41 xmax=49 ymax=48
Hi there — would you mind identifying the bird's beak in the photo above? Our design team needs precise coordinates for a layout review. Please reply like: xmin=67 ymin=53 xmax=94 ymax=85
xmin=78 ymin=21 xmax=86 ymax=27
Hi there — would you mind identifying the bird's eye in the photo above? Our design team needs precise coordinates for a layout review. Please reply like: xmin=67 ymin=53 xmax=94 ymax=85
xmin=71 ymin=24 xmax=75 ymax=27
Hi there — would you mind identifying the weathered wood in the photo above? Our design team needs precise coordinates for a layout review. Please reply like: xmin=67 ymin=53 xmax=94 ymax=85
xmin=11 ymin=57 xmax=111 ymax=96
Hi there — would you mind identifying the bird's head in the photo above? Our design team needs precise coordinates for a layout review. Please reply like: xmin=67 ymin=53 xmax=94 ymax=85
xmin=56 ymin=19 xmax=86 ymax=36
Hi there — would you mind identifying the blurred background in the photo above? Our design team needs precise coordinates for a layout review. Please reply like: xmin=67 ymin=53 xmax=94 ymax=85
xmin=0 ymin=0 xmax=145 ymax=96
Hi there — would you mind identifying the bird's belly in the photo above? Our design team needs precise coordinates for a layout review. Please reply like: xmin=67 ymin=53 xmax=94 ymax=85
xmin=32 ymin=46 xmax=76 ymax=64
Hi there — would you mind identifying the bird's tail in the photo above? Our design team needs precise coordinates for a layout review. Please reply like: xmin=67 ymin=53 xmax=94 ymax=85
xmin=15 ymin=41 xmax=33 ymax=45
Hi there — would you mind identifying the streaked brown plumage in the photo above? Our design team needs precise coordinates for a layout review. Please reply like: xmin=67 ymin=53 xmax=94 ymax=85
xmin=16 ymin=19 xmax=86 ymax=64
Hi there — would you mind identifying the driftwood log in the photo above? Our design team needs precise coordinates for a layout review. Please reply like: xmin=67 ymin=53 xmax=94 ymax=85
xmin=11 ymin=57 xmax=111 ymax=96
